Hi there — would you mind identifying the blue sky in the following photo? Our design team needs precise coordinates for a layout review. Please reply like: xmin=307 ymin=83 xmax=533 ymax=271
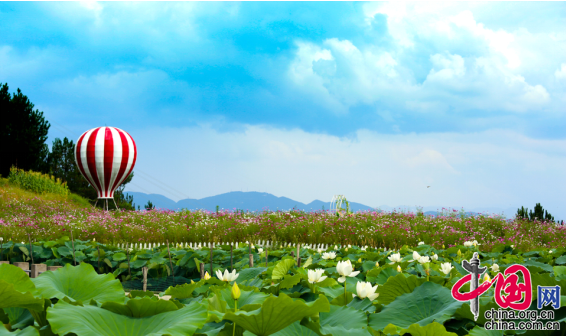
xmin=2 ymin=2 xmax=565 ymax=219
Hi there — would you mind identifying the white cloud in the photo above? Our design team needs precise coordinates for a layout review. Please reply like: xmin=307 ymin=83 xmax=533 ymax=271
xmin=286 ymin=3 xmax=563 ymax=116
xmin=556 ymin=64 xmax=566 ymax=80
xmin=125 ymin=124 xmax=566 ymax=221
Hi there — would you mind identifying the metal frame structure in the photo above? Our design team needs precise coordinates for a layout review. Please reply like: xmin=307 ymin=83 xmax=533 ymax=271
xmin=330 ymin=195 xmax=348 ymax=214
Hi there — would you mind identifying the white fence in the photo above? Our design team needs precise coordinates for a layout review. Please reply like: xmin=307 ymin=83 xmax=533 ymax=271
xmin=114 ymin=241 xmax=379 ymax=251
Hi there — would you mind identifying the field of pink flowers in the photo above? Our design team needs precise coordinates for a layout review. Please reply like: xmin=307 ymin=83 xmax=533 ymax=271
xmin=1 ymin=181 xmax=564 ymax=252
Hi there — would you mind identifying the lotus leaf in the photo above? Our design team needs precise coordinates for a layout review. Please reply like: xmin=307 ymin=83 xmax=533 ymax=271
xmin=236 ymin=267 xmax=268 ymax=284
xmin=272 ymin=259 xmax=296 ymax=280
xmin=47 ymin=299 xmax=208 ymax=336
xmin=223 ymin=293 xmax=330 ymax=336
xmin=32 ymin=263 xmax=125 ymax=303
xmin=369 ymin=282 xmax=464 ymax=331
xmin=0 ymin=325 xmax=39 ymax=336
xmin=101 ymin=297 xmax=180 ymax=317
xmin=164 ymin=281 xmax=205 ymax=299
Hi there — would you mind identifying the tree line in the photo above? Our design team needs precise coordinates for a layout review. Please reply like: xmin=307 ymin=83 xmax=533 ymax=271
xmin=0 ymin=82 xmax=136 ymax=210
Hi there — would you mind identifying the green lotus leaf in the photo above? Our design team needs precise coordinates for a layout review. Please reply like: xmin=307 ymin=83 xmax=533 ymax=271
xmin=236 ymin=267 xmax=268 ymax=284
xmin=47 ymin=299 xmax=208 ymax=336
xmin=376 ymin=273 xmax=425 ymax=305
xmin=0 ymin=264 xmax=36 ymax=294
xmin=280 ymin=275 xmax=302 ymax=289
xmin=523 ymin=260 xmax=553 ymax=273
xmin=554 ymin=266 xmax=566 ymax=279
xmin=347 ymin=297 xmax=375 ymax=312
xmin=101 ymin=297 xmax=179 ymax=317
xmin=319 ymin=304 xmax=368 ymax=333
xmin=467 ymin=326 xmax=505 ymax=336
xmin=0 ymin=265 xmax=43 ymax=312
xmin=401 ymin=322 xmax=458 ymax=336
xmin=369 ymin=282 xmax=464 ymax=331
xmin=128 ymin=290 xmax=154 ymax=299
xmin=272 ymin=259 xmax=296 ymax=280
xmin=3 ymin=307 xmax=33 ymax=330
xmin=164 ymin=281 xmax=205 ymax=299
xmin=0 ymin=324 xmax=39 ymax=336
xmin=263 ymin=321 xmax=322 ymax=336
xmin=316 ymin=285 xmax=343 ymax=299
xmin=32 ymin=263 xmax=125 ymax=303
xmin=374 ymin=267 xmax=400 ymax=285
xmin=214 ymin=287 xmax=269 ymax=310
xmin=113 ymin=253 xmax=127 ymax=262
xmin=223 ymin=293 xmax=330 ymax=336
xmin=555 ymin=256 xmax=566 ymax=265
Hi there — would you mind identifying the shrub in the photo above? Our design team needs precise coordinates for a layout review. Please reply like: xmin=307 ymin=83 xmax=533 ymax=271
xmin=8 ymin=166 xmax=69 ymax=196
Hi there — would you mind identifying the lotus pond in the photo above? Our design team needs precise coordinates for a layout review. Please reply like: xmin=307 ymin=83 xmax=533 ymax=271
xmin=1 ymin=241 xmax=566 ymax=336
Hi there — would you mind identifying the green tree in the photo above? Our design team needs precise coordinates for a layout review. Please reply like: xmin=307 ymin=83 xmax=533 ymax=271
xmin=0 ymin=83 xmax=50 ymax=177
xmin=145 ymin=200 xmax=155 ymax=210
xmin=517 ymin=203 xmax=556 ymax=223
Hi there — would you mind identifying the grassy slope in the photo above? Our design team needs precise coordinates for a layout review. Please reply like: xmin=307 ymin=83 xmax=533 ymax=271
xmin=0 ymin=177 xmax=92 ymax=210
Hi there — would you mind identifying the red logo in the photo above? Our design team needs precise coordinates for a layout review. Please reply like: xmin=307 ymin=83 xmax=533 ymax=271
xmin=452 ymin=264 xmax=532 ymax=310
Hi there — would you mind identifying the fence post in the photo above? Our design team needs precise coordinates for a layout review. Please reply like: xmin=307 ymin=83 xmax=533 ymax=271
xmin=31 ymin=264 xmax=46 ymax=278
xmin=210 ymin=243 xmax=213 ymax=276
xmin=249 ymin=253 xmax=254 ymax=268
xmin=166 ymin=240 xmax=174 ymax=277
xmin=14 ymin=262 xmax=30 ymax=276
xmin=200 ymin=262 xmax=205 ymax=279
xmin=230 ymin=244 xmax=233 ymax=271
xmin=142 ymin=266 xmax=148 ymax=292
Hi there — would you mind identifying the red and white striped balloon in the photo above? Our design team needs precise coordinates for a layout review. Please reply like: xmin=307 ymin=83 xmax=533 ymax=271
xmin=74 ymin=127 xmax=137 ymax=199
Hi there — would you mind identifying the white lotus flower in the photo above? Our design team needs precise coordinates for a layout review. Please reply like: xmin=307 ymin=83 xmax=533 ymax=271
xmin=440 ymin=262 xmax=453 ymax=275
xmin=361 ymin=246 xmax=367 ymax=251
xmin=409 ymin=251 xmax=421 ymax=262
xmin=431 ymin=254 xmax=438 ymax=261
xmin=472 ymin=240 xmax=480 ymax=247
xmin=0 ymin=237 xmax=3 ymax=242
xmin=418 ymin=241 xmax=425 ymax=245
xmin=258 ymin=248 xmax=263 ymax=254
xmin=490 ymin=263 xmax=500 ymax=272
xmin=322 ymin=252 xmax=336 ymax=260
xmin=216 ymin=269 xmax=239 ymax=282
xmin=418 ymin=256 xmax=431 ymax=264
xmin=334 ymin=245 xmax=338 ymax=250
xmin=388 ymin=253 xmax=402 ymax=264
xmin=397 ymin=265 xmax=402 ymax=272
xmin=308 ymin=269 xmax=327 ymax=284
xmin=463 ymin=241 xmax=473 ymax=247
xmin=352 ymin=281 xmax=379 ymax=301
xmin=317 ymin=248 xmax=323 ymax=254
xmin=336 ymin=260 xmax=360 ymax=283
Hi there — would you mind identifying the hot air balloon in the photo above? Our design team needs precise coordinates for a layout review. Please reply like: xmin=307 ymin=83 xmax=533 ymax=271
xmin=74 ymin=126 xmax=137 ymax=210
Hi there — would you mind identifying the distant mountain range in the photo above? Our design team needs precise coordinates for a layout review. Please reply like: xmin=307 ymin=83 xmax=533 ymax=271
xmin=123 ymin=191 xmax=520 ymax=219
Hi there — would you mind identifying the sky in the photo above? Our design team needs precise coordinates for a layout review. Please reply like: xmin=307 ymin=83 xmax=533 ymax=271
xmin=1 ymin=2 xmax=565 ymax=220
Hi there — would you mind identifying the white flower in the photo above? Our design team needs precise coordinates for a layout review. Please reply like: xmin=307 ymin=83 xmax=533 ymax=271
xmin=490 ymin=263 xmax=500 ymax=272
xmin=361 ymin=246 xmax=367 ymax=251
xmin=336 ymin=260 xmax=360 ymax=283
xmin=440 ymin=262 xmax=453 ymax=275
xmin=353 ymin=281 xmax=379 ymax=301
xmin=0 ymin=237 xmax=3 ymax=242
xmin=334 ymin=245 xmax=338 ymax=250
xmin=308 ymin=269 xmax=327 ymax=284
xmin=397 ymin=265 xmax=402 ymax=272
xmin=418 ymin=242 xmax=425 ymax=246
xmin=472 ymin=240 xmax=480 ymax=247
xmin=463 ymin=241 xmax=473 ymax=247
xmin=258 ymin=248 xmax=263 ymax=254
xmin=322 ymin=252 xmax=336 ymax=260
xmin=388 ymin=253 xmax=402 ymax=264
xmin=431 ymin=254 xmax=438 ymax=261
xmin=483 ymin=273 xmax=491 ymax=282
xmin=418 ymin=256 xmax=431 ymax=264
xmin=317 ymin=248 xmax=323 ymax=254
xmin=511 ymin=245 xmax=514 ymax=249
xmin=549 ymin=250 xmax=554 ymax=254
xmin=409 ymin=251 xmax=421 ymax=262
xmin=204 ymin=271 xmax=211 ymax=280
xmin=216 ymin=269 xmax=239 ymax=282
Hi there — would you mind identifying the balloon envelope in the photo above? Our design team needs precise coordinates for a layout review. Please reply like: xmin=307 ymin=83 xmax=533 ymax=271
xmin=74 ymin=127 xmax=137 ymax=199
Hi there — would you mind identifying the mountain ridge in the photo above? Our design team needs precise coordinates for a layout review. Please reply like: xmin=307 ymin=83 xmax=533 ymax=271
xmin=124 ymin=190 xmax=519 ymax=219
